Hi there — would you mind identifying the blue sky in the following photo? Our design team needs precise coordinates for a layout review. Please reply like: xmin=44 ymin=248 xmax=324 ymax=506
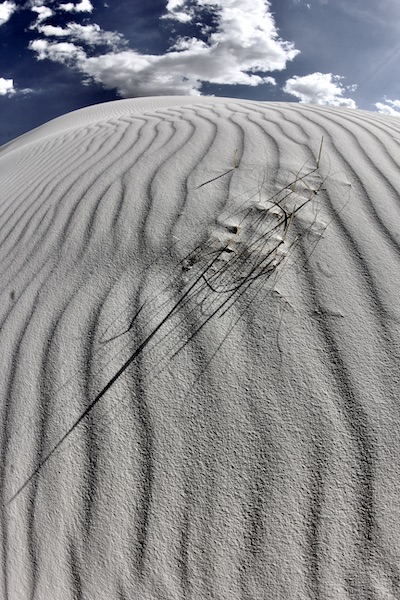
xmin=1 ymin=0 xmax=400 ymax=145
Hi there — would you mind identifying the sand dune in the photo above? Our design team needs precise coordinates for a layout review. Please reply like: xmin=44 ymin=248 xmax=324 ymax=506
xmin=1 ymin=96 xmax=400 ymax=599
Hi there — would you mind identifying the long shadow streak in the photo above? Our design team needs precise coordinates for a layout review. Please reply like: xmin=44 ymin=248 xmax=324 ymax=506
xmin=5 ymin=249 xmax=225 ymax=507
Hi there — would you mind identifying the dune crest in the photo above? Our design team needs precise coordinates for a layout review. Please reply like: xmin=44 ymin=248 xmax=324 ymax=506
xmin=1 ymin=97 xmax=400 ymax=599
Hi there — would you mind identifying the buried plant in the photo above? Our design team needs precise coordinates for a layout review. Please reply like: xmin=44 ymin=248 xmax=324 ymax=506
xmin=184 ymin=137 xmax=328 ymax=299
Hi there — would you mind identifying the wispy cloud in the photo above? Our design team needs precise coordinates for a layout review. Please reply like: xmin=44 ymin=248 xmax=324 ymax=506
xmin=36 ymin=23 xmax=126 ymax=48
xmin=0 ymin=1 xmax=17 ymax=26
xmin=283 ymin=72 xmax=357 ymax=108
xmin=0 ymin=75 xmax=33 ymax=97
xmin=375 ymin=98 xmax=400 ymax=117
xmin=28 ymin=0 xmax=299 ymax=96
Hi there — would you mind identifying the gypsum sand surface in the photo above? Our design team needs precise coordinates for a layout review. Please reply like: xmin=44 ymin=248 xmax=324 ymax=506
xmin=1 ymin=96 xmax=400 ymax=599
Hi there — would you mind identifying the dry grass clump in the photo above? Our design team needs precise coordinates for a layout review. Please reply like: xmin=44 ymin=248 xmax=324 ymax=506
xmin=185 ymin=137 xmax=328 ymax=297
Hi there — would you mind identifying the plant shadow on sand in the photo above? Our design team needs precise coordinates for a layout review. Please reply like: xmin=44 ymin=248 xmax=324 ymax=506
xmin=6 ymin=138 xmax=349 ymax=506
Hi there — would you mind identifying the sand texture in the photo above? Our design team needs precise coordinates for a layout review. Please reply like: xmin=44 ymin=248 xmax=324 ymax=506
xmin=1 ymin=97 xmax=400 ymax=599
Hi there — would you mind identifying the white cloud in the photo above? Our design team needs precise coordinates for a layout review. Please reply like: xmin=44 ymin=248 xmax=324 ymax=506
xmin=29 ymin=39 xmax=86 ymax=64
xmin=0 ymin=77 xmax=15 ymax=96
xmin=59 ymin=0 xmax=93 ymax=12
xmin=162 ymin=0 xmax=195 ymax=23
xmin=29 ymin=0 xmax=298 ymax=97
xmin=0 ymin=1 xmax=16 ymax=25
xmin=283 ymin=72 xmax=357 ymax=108
xmin=31 ymin=5 xmax=54 ymax=24
xmin=36 ymin=22 xmax=125 ymax=48
xmin=165 ymin=0 xmax=185 ymax=8
xmin=375 ymin=98 xmax=400 ymax=117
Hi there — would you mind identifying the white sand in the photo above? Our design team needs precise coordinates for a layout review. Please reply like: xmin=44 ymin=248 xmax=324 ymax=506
xmin=1 ymin=96 xmax=400 ymax=599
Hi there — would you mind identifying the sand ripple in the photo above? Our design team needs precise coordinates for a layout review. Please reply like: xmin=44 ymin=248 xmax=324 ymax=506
xmin=1 ymin=97 xmax=400 ymax=599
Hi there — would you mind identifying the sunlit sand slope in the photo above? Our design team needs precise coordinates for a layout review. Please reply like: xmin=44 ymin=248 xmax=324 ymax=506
xmin=1 ymin=97 xmax=400 ymax=599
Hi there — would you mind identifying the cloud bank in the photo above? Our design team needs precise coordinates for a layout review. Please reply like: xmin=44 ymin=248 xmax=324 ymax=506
xmin=28 ymin=0 xmax=299 ymax=96
xmin=2 ymin=0 xmax=362 ymax=111
xmin=283 ymin=72 xmax=357 ymax=108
